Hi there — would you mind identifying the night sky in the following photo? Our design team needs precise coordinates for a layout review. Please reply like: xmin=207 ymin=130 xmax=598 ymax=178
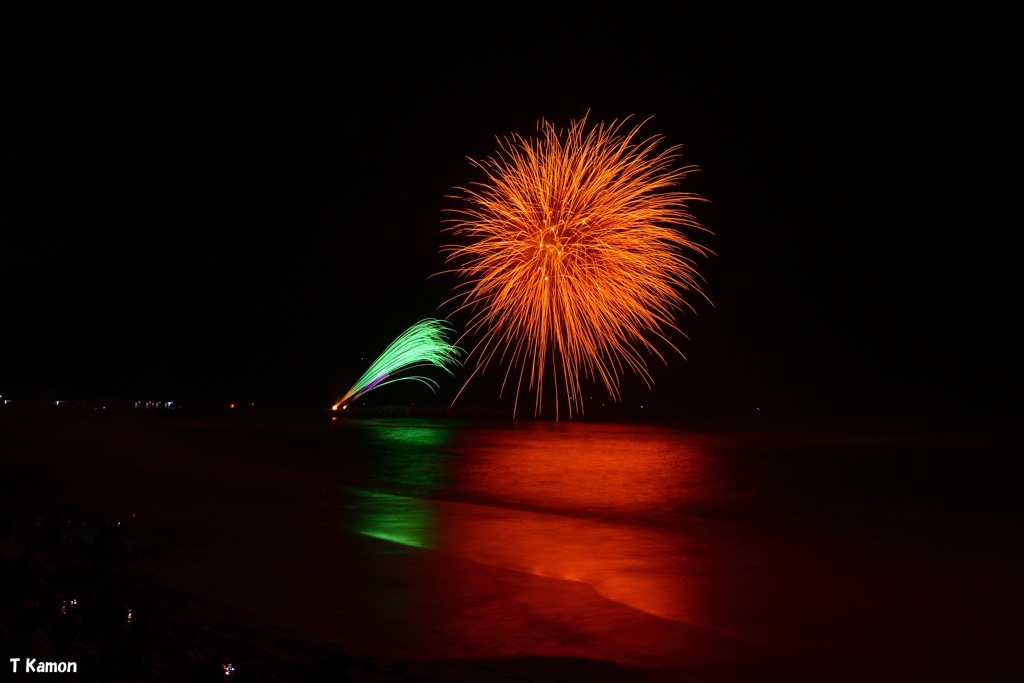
xmin=5 ymin=10 xmax=1019 ymax=421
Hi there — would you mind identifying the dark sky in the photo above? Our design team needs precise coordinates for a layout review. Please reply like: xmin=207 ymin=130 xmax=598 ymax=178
xmin=5 ymin=10 xmax=1019 ymax=420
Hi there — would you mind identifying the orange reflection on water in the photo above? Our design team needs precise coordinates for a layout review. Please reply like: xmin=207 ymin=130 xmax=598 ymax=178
xmin=455 ymin=421 xmax=716 ymax=516
xmin=439 ymin=499 xmax=696 ymax=624
xmin=442 ymin=423 xmax=716 ymax=623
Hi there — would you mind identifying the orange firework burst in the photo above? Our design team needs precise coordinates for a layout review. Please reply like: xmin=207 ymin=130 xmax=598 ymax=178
xmin=440 ymin=114 xmax=711 ymax=419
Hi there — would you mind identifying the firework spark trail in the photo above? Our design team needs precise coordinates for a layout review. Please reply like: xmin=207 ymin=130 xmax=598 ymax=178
xmin=332 ymin=319 xmax=464 ymax=411
xmin=440 ymin=115 xmax=711 ymax=419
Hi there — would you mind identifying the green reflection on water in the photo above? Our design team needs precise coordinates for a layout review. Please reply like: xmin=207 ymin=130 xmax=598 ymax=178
xmin=348 ymin=489 xmax=437 ymax=550
xmin=359 ymin=419 xmax=459 ymax=495
xmin=347 ymin=419 xmax=461 ymax=548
